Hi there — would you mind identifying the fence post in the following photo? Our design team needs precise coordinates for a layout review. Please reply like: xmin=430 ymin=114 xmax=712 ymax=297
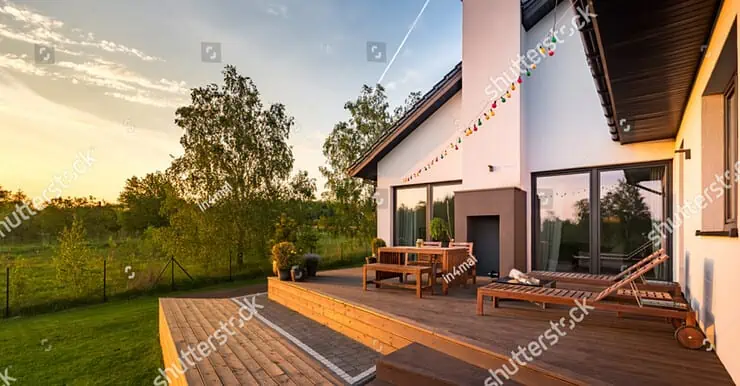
xmin=103 ymin=259 xmax=107 ymax=303
xmin=5 ymin=266 xmax=9 ymax=318
xmin=229 ymin=250 xmax=233 ymax=282
xmin=171 ymin=257 xmax=175 ymax=291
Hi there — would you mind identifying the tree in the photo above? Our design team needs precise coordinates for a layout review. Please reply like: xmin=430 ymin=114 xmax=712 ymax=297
xmin=53 ymin=215 xmax=93 ymax=296
xmin=170 ymin=65 xmax=294 ymax=265
xmin=118 ymin=172 xmax=170 ymax=234
xmin=320 ymin=85 xmax=421 ymax=240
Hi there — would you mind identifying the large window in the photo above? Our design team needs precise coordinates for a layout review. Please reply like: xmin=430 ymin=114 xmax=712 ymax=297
xmin=394 ymin=187 xmax=427 ymax=246
xmin=533 ymin=163 xmax=671 ymax=280
xmin=394 ymin=181 xmax=461 ymax=246
xmin=724 ymin=75 xmax=738 ymax=228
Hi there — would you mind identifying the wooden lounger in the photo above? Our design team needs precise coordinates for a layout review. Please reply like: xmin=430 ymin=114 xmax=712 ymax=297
xmin=477 ymin=254 xmax=706 ymax=349
xmin=529 ymin=249 xmax=682 ymax=296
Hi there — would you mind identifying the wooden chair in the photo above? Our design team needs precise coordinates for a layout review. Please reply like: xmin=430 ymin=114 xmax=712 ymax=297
xmin=405 ymin=241 xmax=442 ymax=283
xmin=528 ymin=249 xmax=681 ymax=296
xmin=477 ymin=253 xmax=705 ymax=349
xmin=421 ymin=241 xmax=442 ymax=247
xmin=449 ymin=241 xmax=476 ymax=285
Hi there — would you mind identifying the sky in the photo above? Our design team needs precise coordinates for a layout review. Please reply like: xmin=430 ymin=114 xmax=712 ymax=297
xmin=0 ymin=0 xmax=462 ymax=202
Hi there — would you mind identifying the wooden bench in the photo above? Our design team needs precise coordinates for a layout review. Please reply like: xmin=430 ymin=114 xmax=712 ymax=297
xmin=363 ymin=263 xmax=436 ymax=298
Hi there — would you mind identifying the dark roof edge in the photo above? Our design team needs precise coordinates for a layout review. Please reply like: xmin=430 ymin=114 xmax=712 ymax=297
xmin=348 ymin=62 xmax=463 ymax=181
xmin=572 ymin=0 xmax=619 ymax=142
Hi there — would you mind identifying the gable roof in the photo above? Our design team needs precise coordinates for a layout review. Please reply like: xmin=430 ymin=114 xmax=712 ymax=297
xmin=348 ymin=62 xmax=462 ymax=181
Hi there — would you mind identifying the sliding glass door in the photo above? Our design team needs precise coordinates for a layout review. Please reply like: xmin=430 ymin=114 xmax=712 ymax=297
xmin=599 ymin=166 xmax=667 ymax=279
xmin=533 ymin=162 xmax=671 ymax=280
xmin=394 ymin=187 xmax=427 ymax=246
xmin=534 ymin=173 xmax=591 ymax=273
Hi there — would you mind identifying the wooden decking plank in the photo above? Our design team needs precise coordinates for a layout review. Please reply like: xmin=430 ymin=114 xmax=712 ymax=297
xmin=168 ymin=298 xmax=208 ymax=386
xmin=181 ymin=299 xmax=237 ymax=386
xmin=207 ymin=299 xmax=284 ymax=385
xmin=207 ymin=299 xmax=281 ymax=386
xmin=185 ymin=298 xmax=262 ymax=386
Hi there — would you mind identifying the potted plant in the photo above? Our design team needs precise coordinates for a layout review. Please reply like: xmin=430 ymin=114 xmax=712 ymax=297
xmin=303 ymin=253 xmax=321 ymax=276
xmin=367 ymin=237 xmax=386 ymax=264
xmin=430 ymin=218 xmax=451 ymax=247
xmin=272 ymin=241 xmax=298 ymax=281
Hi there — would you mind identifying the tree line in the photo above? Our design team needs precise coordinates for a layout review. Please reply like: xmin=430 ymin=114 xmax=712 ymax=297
xmin=1 ymin=65 xmax=421 ymax=271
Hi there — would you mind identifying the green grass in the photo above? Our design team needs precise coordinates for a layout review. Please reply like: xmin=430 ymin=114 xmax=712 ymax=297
xmin=0 ymin=278 xmax=266 ymax=385
xmin=0 ymin=235 xmax=368 ymax=317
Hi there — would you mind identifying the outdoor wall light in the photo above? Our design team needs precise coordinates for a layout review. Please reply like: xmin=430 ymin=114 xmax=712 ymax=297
xmin=675 ymin=148 xmax=691 ymax=160
xmin=488 ymin=165 xmax=494 ymax=172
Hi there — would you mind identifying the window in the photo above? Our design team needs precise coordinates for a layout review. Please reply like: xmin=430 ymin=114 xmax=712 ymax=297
xmin=393 ymin=181 xmax=461 ymax=246
xmin=533 ymin=163 xmax=671 ymax=280
xmin=724 ymin=75 xmax=738 ymax=228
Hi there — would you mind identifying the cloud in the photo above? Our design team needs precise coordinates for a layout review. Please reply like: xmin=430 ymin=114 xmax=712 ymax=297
xmin=104 ymin=91 xmax=186 ymax=109
xmin=0 ymin=53 xmax=48 ymax=76
xmin=0 ymin=1 xmax=163 ymax=61
xmin=0 ymin=52 xmax=189 ymax=108
xmin=266 ymin=3 xmax=288 ymax=18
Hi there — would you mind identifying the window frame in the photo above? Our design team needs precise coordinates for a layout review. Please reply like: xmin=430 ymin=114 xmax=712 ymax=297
xmin=392 ymin=180 xmax=461 ymax=245
xmin=723 ymin=73 xmax=738 ymax=230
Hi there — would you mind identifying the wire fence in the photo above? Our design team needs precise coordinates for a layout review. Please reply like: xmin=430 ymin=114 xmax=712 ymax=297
xmin=1 ymin=240 xmax=369 ymax=318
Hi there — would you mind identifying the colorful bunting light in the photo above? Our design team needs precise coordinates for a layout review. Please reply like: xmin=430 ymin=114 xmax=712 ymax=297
xmin=400 ymin=38 xmax=558 ymax=182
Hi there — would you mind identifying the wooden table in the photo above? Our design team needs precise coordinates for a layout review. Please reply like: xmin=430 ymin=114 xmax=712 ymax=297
xmin=377 ymin=246 xmax=471 ymax=295
xmin=363 ymin=263 xmax=436 ymax=298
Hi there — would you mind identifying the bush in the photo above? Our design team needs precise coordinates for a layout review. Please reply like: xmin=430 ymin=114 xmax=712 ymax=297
xmin=9 ymin=256 xmax=32 ymax=308
xmin=271 ymin=241 xmax=298 ymax=270
xmin=371 ymin=237 xmax=386 ymax=257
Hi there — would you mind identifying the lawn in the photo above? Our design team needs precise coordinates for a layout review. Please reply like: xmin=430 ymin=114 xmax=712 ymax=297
xmin=0 ymin=278 xmax=266 ymax=385
xmin=0 ymin=234 xmax=368 ymax=317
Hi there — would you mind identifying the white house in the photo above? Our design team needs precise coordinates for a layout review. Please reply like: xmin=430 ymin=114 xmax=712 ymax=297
xmin=349 ymin=0 xmax=739 ymax=381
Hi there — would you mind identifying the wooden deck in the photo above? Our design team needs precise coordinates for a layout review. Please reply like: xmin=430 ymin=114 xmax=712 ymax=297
xmin=270 ymin=267 xmax=734 ymax=386
xmin=159 ymin=296 xmax=345 ymax=385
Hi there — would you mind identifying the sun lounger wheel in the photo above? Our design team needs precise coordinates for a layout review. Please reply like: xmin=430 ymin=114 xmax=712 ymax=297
xmin=674 ymin=325 xmax=705 ymax=350
xmin=670 ymin=318 xmax=684 ymax=329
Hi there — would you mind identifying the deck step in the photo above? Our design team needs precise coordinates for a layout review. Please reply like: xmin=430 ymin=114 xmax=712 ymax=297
xmin=376 ymin=343 xmax=515 ymax=385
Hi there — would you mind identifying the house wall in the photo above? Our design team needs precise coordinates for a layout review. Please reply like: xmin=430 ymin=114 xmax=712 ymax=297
xmin=521 ymin=2 xmax=676 ymax=270
xmin=372 ymin=0 xmax=740 ymax=381
xmin=461 ymin=0 xmax=525 ymax=191
xmin=671 ymin=0 xmax=740 ymax=381
xmin=376 ymin=92 xmax=463 ymax=244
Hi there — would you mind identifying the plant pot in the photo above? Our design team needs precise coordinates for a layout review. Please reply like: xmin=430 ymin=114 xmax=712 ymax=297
xmin=303 ymin=253 xmax=320 ymax=277
xmin=278 ymin=269 xmax=292 ymax=281
xmin=366 ymin=256 xmax=377 ymax=264
xmin=291 ymin=266 xmax=306 ymax=282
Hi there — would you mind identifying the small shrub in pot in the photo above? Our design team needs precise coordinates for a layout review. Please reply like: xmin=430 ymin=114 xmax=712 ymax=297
xmin=272 ymin=241 xmax=298 ymax=281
